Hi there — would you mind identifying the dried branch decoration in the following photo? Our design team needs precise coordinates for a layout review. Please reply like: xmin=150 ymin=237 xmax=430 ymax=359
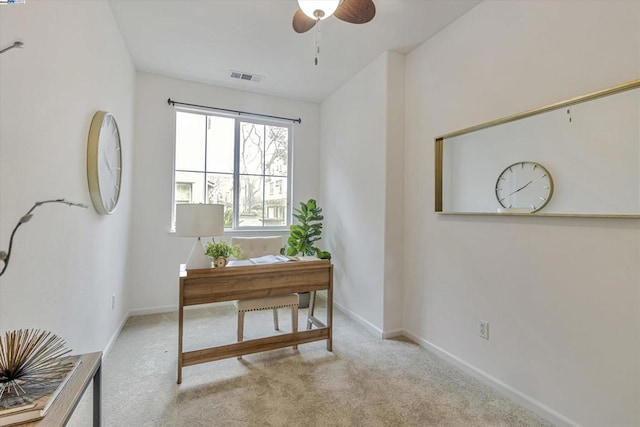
xmin=0 ymin=199 xmax=87 ymax=277
xmin=0 ymin=41 xmax=24 ymax=56
xmin=0 ymin=329 xmax=72 ymax=400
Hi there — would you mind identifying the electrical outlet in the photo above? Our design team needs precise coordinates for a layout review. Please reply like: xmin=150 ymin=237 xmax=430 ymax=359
xmin=479 ymin=321 xmax=489 ymax=340
xmin=112 ymin=294 xmax=115 ymax=310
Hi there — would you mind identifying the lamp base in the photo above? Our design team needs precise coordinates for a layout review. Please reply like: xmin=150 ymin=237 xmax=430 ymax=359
xmin=186 ymin=237 xmax=211 ymax=270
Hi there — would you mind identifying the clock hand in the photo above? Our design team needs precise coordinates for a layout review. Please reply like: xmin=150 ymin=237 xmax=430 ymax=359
xmin=104 ymin=157 xmax=113 ymax=175
xmin=505 ymin=180 xmax=533 ymax=197
xmin=103 ymin=150 xmax=118 ymax=177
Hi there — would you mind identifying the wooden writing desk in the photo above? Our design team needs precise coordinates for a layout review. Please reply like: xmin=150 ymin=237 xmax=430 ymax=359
xmin=23 ymin=351 xmax=102 ymax=427
xmin=178 ymin=260 xmax=333 ymax=384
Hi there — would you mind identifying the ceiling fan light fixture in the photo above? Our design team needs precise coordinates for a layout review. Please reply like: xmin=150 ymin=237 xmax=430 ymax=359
xmin=298 ymin=0 xmax=340 ymax=20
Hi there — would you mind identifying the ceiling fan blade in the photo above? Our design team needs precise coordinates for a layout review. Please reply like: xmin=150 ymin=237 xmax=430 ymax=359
xmin=293 ymin=8 xmax=317 ymax=33
xmin=334 ymin=0 xmax=376 ymax=24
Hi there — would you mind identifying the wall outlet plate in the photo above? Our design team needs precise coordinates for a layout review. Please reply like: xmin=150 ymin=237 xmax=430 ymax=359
xmin=479 ymin=320 xmax=489 ymax=340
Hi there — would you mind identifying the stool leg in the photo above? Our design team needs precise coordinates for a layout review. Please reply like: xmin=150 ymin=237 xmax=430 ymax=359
xmin=273 ymin=308 xmax=279 ymax=330
xmin=292 ymin=305 xmax=298 ymax=350
xmin=237 ymin=310 xmax=244 ymax=360
xmin=307 ymin=290 xmax=317 ymax=330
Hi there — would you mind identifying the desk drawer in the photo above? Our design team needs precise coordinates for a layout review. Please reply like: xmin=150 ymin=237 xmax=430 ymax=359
xmin=181 ymin=263 xmax=332 ymax=306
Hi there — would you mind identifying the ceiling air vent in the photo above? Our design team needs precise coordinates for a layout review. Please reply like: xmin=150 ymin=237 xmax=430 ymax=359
xmin=229 ymin=70 xmax=264 ymax=83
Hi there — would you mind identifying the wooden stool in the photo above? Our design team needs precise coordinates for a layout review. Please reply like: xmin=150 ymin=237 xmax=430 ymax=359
xmin=233 ymin=294 xmax=299 ymax=358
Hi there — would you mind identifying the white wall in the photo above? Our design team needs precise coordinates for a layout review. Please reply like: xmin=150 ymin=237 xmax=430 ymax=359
xmin=0 ymin=0 xmax=135 ymax=354
xmin=128 ymin=73 xmax=321 ymax=312
xmin=320 ymin=51 xmax=404 ymax=334
xmin=383 ymin=52 xmax=405 ymax=335
xmin=404 ymin=1 xmax=640 ymax=426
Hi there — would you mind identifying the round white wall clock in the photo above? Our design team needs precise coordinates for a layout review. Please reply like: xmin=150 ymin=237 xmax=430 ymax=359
xmin=495 ymin=161 xmax=553 ymax=212
xmin=87 ymin=111 xmax=122 ymax=215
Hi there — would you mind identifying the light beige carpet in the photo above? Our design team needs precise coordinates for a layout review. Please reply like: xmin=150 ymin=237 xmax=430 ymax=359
xmin=68 ymin=299 xmax=553 ymax=426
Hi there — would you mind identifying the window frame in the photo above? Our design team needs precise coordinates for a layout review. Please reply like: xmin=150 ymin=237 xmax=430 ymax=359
xmin=172 ymin=107 xmax=293 ymax=232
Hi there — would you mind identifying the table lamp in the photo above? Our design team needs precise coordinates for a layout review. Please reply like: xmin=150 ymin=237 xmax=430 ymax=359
xmin=176 ymin=204 xmax=224 ymax=269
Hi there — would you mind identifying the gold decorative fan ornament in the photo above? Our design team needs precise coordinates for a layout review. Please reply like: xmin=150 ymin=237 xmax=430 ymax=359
xmin=0 ymin=329 xmax=72 ymax=400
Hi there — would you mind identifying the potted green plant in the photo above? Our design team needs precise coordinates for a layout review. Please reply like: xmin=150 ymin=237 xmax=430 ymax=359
xmin=205 ymin=240 xmax=242 ymax=268
xmin=282 ymin=199 xmax=332 ymax=259
xmin=281 ymin=199 xmax=331 ymax=307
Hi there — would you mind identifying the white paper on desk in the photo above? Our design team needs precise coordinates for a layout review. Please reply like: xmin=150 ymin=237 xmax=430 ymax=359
xmin=249 ymin=255 xmax=291 ymax=265
xmin=227 ymin=260 xmax=253 ymax=267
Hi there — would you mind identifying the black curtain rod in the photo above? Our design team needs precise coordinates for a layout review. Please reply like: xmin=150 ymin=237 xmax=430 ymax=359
xmin=167 ymin=98 xmax=302 ymax=124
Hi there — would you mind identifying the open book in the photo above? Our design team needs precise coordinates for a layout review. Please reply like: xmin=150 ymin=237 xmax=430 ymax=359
xmin=228 ymin=255 xmax=322 ymax=267
xmin=0 ymin=356 xmax=81 ymax=426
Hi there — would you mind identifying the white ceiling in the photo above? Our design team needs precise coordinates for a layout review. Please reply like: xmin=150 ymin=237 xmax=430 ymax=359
xmin=108 ymin=0 xmax=481 ymax=103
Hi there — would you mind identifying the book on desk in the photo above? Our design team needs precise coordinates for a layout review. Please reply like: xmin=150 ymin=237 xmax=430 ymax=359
xmin=248 ymin=254 xmax=291 ymax=264
xmin=0 ymin=356 xmax=82 ymax=426
xmin=229 ymin=255 xmax=321 ymax=267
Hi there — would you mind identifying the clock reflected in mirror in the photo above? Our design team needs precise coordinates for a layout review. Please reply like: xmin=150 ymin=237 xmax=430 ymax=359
xmin=495 ymin=161 xmax=553 ymax=213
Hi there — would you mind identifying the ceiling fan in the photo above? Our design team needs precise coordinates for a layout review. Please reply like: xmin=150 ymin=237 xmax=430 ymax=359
xmin=292 ymin=0 xmax=376 ymax=33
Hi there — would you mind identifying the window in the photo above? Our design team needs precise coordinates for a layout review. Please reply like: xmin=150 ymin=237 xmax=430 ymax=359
xmin=175 ymin=182 xmax=193 ymax=204
xmin=173 ymin=109 xmax=292 ymax=230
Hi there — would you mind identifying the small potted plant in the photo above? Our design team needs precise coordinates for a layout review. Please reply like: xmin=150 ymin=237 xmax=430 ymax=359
xmin=205 ymin=240 xmax=242 ymax=268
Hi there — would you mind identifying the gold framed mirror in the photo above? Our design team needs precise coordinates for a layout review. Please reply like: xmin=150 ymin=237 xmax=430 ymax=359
xmin=435 ymin=78 xmax=640 ymax=218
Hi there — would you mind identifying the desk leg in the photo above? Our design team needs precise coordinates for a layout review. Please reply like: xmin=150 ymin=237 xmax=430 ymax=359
xmin=178 ymin=294 xmax=184 ymax=384
xmin=306 ymin=291 xmax=316 ymax=330
xmin=327 ymin=266 xmax=333 ymax=352
xmin=178 ymin=277 xmax=185 ymax=384
xmin=93 ymin=362 xmax=102 ymax=427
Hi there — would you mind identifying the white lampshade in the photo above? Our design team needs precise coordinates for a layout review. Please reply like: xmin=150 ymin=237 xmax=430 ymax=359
xmin=175 ymin=204 xmax=224 ymax=237
xmin=298 ymin=0 xmax=340 ymax=20
xmin=176 ymin=204 xmax=224 ymax=270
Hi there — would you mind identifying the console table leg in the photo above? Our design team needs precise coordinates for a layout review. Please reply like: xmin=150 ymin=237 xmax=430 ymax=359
xmin=93 ymin=363 xmax=102 ymax=427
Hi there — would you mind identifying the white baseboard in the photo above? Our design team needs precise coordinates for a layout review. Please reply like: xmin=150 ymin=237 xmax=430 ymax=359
xmin=382 ymin=329 xmax=404 ymax=339
xmin=103 ymin=312 xmax=129 ymax=358
xmin=333 ymin=300 xmax=403 ymax=339
xmin=333 ymin=300 xmax=384 ymax=338
xmin=402 ymin=330 xmax=581 ymax=427
xmin=128 ymin=305 xmax=177 ymax=317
